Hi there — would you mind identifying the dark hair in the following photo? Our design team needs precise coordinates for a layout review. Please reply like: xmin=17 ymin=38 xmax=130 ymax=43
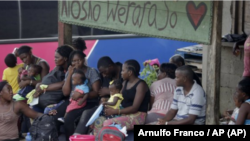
xmin=29 ymin=64 xmax=42 ymax=74
xmin=56 ymin=45 xmax=74 ymax=59
xmin=0 ymin=81 xmax=8 ymax=92
xmin=73 ymin=69 xmax=86 ymax=82
xmin=4 ymin=53 xmax=17 ymax=67
xmin=170 ymin=55 xmax=185 ymax=66
xmin=160 ymin=63 xmax=177 ymax=79
xmin=238 ymin=78 xmax=250 ymax=97
xmin=176 ymin=65 xmax=202 ymax=87
xmin=193 ymin=72 xmax=202 ymax=87
xmin=97 ymin=56 xmax=115 ymax=68
xmin=17 ymin=45 xmax=32 ymax=55
xmin=124 ymin=59 xmax=140 ymax=76
xmin=68 ymin=50 xmax=86 ymax=66
xmin=111 ymin=79 xmax=123 ymax=91
xmin=72 ymin=37 xmax=87 ymax=52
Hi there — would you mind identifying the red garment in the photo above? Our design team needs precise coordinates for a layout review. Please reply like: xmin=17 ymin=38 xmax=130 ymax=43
xmin=243 ymin=36 xmax=250 ymax=77
xmin=66 ymin=89 xmax=86 ymax=113
xmin=20 ymin=69 xmax=28 ymax=79
xmin=66 ymin=99 xmax=86 ymax=113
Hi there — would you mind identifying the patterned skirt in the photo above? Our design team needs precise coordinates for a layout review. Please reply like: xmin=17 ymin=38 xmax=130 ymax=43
xmin=93 ymin=111 xmax=146 ymax=135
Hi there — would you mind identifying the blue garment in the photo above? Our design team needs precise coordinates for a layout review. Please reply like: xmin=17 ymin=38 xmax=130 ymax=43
xmin=235 ymin=99 xmax=250 ymax=125
xmin=75 ymin=79 xmax=89 ymax=94
xmin=18 ymin=77 xmax=36 ymax=98
xmin=44 ymin=100 xmax=65 ymax=114
xmin=18 ymin=86 xmax=34 ymax=98
xmin=108 ymin=122 xmax=122 ymax=130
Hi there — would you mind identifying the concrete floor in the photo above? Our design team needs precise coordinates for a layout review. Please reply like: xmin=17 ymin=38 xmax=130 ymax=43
xmin=20 ymin=133 xmax=26 ymax=141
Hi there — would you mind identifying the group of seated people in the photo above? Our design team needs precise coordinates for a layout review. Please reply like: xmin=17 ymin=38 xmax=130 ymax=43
xmin=1 ymin=38 xmax=250 ymax=141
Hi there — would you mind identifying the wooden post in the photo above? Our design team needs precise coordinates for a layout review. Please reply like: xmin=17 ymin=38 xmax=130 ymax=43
xmin=205 ymin=1 xmax=222 ymax=125
xmin=58 ymin=21 xmax=72 ymax=46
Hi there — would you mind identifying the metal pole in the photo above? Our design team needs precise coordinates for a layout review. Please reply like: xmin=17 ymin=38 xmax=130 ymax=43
xmin=18 ymin=0 xmax=22 ymax=39
xmin=0 ymin=34 xmax=144 ymax=44
xmin=234 ymin=1 xmax=239 ymax=34
xmin=91 ymin=28 xmax=94 ymax=35
xmin=242 ymin=1 xmax=245 ymax=33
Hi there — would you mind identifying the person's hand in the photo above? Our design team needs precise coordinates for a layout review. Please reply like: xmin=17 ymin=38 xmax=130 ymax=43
xmin=33 ymin=89 xmax=43 ymax=98
xmin=48 ymin=110 xmax=57 ymax=115
xmin=19 ymin=80 xmax=29 ymax=89
xmin=223 ymin=110 xmax=229 ymax=117
xmin=78 ymin=99 xmax=84 ymax=106
xmin=98 ymin=87 xmax=110 ymax=97
xmin=33 ymin=91 xmax=40 ymax=98
xmin=18 ymin=67 xmax=24 ymax=75
xmin=13 ymin=48 xmax=19 ymax=57
xmin=157 ymin=118 xmax=167 ymax=125
xmin=223 ymin=110 xmax=232 ymax=121
xmin=104 ymin=106 xmax=117 ymax=116
xmin=21 ymin=76 xmax=32 ymax=81
xmin=71 ymin=91 xmax=82 ymax=101
xmin=100 ymin=97 xmax=108 ymax=105
xmin=233 ymin=42 xmax=240 ymax=56
xmin=68 ymin=65 xmax=75 ymax=75
xmin=35 ymin=83 xmax=42 ymax=92
xmin=33 ymin=84 xmax=43 ymax=98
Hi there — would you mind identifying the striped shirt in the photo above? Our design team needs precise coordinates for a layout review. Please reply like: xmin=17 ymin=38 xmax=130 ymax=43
xmin=148 ymin=78 xmax=176 ymax=115
xmin=170 ymin=80 xmax=206 ymax=125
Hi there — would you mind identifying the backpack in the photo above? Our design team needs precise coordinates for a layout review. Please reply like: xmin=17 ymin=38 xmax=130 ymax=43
xmin=29 ymin=114 xmax=58 ymax=141
xmin=95 ymin=126 xmax=125 ymax=141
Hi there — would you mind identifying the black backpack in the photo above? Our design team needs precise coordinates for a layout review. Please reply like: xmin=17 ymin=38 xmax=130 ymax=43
xmin=29 ymin=114 xmax=58 ymax=141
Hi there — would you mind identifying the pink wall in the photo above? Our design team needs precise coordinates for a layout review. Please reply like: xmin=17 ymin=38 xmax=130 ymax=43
xmin=0 ymin=40 xmax=96 ymax=80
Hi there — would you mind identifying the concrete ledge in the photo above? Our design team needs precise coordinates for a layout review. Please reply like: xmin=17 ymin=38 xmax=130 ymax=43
xmin=221 ymin=42 xmax=244 ymax=48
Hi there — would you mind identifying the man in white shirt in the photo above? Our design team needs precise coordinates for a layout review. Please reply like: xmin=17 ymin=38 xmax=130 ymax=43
xmin=157 ymin=65 xmax=206 ymax=125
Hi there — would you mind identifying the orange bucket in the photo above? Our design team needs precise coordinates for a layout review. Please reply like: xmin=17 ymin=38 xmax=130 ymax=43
xmin=69 ymin=135 xmax=95 ymax=141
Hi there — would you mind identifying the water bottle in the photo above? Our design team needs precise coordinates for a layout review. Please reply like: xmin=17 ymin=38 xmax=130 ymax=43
xmin=25 ymin=132 xmax=32 ymax=141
